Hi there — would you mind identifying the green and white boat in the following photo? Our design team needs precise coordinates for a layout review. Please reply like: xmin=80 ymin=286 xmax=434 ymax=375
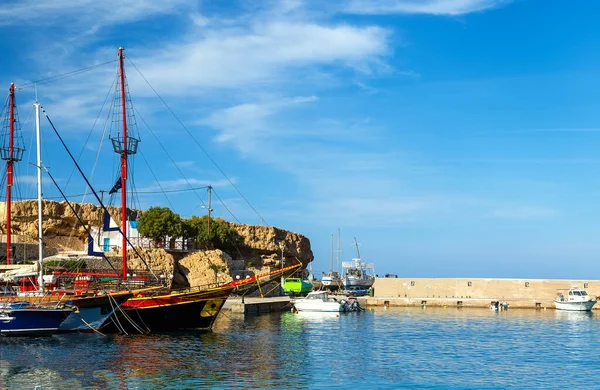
xmin=283 ymin=278 xmax=313 ymax=295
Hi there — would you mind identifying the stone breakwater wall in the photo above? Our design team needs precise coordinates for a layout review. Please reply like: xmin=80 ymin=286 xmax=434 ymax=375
xmin=370 ymin=278 xmax=600 ymax=309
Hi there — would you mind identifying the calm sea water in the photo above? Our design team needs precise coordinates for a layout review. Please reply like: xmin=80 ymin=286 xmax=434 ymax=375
xmin=1 ymin=307 xmax=600 ymax=389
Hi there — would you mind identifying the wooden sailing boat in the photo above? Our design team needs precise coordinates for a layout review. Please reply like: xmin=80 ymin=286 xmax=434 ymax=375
xmin=0 ymin=84 xmax=136 ymax=334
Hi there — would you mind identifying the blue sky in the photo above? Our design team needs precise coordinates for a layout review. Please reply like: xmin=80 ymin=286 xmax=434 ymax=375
xmin=1 ymin=0 xmax=600 ymax=279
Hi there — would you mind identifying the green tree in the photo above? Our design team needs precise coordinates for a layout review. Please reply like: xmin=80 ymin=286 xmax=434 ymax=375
xmin=137 ymin=206 xmax=182 ymax=245
xmin=185 ymin=216 xmax=243 ymax=250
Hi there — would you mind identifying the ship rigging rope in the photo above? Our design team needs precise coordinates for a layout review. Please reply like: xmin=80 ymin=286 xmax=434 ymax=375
xmin=10 ymin=186 xmax=213 ymax=201
xmin=43 ymin=166 xmax=121 ymax=277
xmin=64 ymin=75 xmax=116 ymax=193
xmin=41 ymin=107 xmax=158 ymax=281
xmin=132 ymin=105 xmax=209 ymax=211
xmin=211 ymin=188 xmax=241 ymax=224
xmin=137 ymin=148 xmax=175 ymax=210
xmin=17 ymin=60 xmax=117 ymax=89
xmin=126 ymin=57 xmax=268 ymax=226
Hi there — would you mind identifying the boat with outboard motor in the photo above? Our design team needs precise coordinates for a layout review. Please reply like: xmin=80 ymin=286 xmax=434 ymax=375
xmin=554 ymin=286 xmax=597 ymax=311
xmin=292 ymin=291 xmax=362 ymax=312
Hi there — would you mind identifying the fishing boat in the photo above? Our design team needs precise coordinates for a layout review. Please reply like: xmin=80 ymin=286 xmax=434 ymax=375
xmin=0 ymin=301 xmax=72 ymax=337
xmin=342 ymin=237 xmax=375 ymax=288
xmin=554 ymin=286 xmax=597 ymax=311
xmin=292 ymin=291 xmax=361 ymax=312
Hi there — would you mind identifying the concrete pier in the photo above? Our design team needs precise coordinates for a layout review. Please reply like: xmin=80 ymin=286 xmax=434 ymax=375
xmin=371 ymin=277 xmax=600 ymax=309
xmin=224 ymin=296 xmax=291 ymax=315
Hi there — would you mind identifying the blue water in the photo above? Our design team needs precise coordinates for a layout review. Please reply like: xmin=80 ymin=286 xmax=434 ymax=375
xmin=1 ymin=307 xmax=600 ymax=389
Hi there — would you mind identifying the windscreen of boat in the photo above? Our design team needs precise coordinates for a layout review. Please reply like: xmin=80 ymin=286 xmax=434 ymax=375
xmin=573 ymin=291 xmax=581 ymax=296
xmin=581 ymin=291 xmax=588 ymax=296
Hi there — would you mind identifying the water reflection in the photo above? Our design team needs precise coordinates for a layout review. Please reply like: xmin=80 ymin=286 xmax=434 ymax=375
xmin=1 ymin=308 xmax=600 ymax=388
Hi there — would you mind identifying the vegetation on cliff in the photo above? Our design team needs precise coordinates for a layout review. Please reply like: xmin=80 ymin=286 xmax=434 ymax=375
xmin=137 ymin=206 xmax=243 ymax=252
xmin=137 ymin=206 xmax=182 ymax=243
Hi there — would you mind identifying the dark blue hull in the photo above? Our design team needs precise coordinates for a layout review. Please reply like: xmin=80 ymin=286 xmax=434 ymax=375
xmin=0 ymin=307 xmax=73 ymax=337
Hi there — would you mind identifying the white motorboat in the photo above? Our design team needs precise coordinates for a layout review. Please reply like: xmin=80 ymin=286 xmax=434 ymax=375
xmin=292 ymin=291 xmax=361 ymax=312
xmin=554 ymin=286 xmax=597 ymax=311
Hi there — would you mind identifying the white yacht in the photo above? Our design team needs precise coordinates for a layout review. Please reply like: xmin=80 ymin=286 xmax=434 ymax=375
xmin=554 ymin=286 xmax=597 ymax=311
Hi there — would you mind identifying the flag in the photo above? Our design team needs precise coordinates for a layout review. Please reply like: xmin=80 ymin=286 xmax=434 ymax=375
xmin=109 ymin=177 xmax=122 ymax=194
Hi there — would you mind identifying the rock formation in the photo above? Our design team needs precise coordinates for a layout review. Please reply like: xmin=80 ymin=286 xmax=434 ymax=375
xmin=0 ymin=200 xmax=314 ymax=290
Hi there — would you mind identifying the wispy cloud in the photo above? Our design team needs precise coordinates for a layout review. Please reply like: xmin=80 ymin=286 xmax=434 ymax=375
xmin=201 ymin=96 xmax=317 ymax=155
xmin=487 ymin=206 xmax=558 ymax=220
xmin=133 ymin=22 xmax=390 ymax=94
xmin=344 ymin=0 xmax=512 ymax=15
xmin=0 ymin=0 xmax=192 ymax=32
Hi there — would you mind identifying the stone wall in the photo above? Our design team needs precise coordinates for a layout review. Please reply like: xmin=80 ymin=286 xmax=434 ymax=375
xmin=372 ymin=277 xmax=600 ymax=309
xmin=0 ymin=242 xmax=58 ymax=263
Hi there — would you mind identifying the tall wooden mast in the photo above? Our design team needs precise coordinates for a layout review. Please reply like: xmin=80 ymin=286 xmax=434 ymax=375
xmin=1 ymin=84 xmax=23 ymax=264
xmin=5 ymin=84 xmax=14 ymax=265
xmin=118 ymin=47 xmax=128 ymax=280
xmin=110 ymin=47 xmax=138 ymax=280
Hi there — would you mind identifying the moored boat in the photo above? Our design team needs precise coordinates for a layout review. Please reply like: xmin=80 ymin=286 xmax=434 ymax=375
xmin=292 ymin=291 xmax=362 ymax=312
xmin=283 ymin=277 xmax=313 ymax=295
xmin=554 ymin=286 xmax=597 ymax=311
xmin=321 ymin=272 xmax=343 ymax=290
xmin=322 ymin=230 xmax=343 ymax=290
xmin=0 ymin=302 xmax=73 ymax=337
xmin=342 ymin=238 xmax=375 ymax=288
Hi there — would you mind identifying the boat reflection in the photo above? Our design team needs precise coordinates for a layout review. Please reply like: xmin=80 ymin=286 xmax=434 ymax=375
xmin=292 ymin=311 xmax=341 ymax=321
xmin=554 ymin=310 xmax=595 ymax=321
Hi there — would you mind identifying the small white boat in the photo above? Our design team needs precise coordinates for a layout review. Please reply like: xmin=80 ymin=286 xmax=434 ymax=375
xmin=292 ymin=291 xmax=362 ymax=313
xmin=321 ymin=272 xmax=343 ymax=290
xmin=554 ymin=286 xmax=597 ymax=311
xmin=293 ymin=291 xmax=344 ymax=312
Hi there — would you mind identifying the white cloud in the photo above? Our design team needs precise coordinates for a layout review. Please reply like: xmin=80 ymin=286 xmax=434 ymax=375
xmin=134 ymin=22 xmax=390 ymax=93
xmin=344 ymin=0 xmax=511 ymax=15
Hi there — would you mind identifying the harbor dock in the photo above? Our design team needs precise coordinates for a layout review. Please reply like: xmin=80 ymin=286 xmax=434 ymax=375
xmin=224 ymin=296 xmax=291 ymax=315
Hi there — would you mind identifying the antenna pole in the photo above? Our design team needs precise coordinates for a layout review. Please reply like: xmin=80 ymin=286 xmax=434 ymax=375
xmin=118 ymin=47 xmax=128 ymax=281
xmin=207 ymin=185 xmax=212 ymax=239
xmin=5 ymin=84 xmax=15 ymax=265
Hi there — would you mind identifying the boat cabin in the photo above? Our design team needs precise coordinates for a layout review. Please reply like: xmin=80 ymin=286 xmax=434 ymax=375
xmin=556 ymin=286 xmax=592 ymax=302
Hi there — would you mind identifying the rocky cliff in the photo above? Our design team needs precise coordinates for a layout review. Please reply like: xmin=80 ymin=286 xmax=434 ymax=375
xmin=0 ymin=200 xmax=313 ymax=289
